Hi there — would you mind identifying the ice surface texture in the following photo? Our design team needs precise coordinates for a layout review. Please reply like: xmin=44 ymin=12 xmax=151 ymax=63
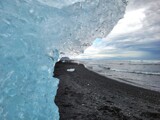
xmin=0 ymin=0 xmax=126 ymax=119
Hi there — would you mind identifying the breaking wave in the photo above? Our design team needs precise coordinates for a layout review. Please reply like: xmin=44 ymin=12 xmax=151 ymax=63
xmin=110 ymin=68 xmax=160 ymax=76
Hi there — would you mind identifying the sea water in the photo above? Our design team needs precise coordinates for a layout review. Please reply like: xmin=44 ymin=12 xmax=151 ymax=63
xmin=79 ymin=60 xmax=160 ymax=92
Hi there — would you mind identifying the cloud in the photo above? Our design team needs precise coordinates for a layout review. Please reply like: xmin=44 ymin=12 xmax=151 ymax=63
xmin=76 ymin=0 xmax=160 ymax=60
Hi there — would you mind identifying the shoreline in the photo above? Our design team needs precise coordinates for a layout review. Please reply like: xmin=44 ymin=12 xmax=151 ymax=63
xmin=76 ymin=60 xmax=160 ymax=92
xmin=54 ymin=61 xmax=160 ymax=120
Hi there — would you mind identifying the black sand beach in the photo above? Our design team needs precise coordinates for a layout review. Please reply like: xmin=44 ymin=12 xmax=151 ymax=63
xmin=54 ymin=61 xmax=160 ymax=120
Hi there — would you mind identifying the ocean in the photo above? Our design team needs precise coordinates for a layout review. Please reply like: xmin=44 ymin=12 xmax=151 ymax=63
xmin=77 ymin=60 xmax=160 ymax=92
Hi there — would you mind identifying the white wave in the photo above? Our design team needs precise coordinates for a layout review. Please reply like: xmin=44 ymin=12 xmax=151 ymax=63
xmin=110 ymin=68 xmax=160 ymax=76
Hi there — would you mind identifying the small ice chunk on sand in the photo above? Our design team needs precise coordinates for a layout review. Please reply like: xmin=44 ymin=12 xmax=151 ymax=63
xmin=67 ymin=68 xmax=75 ymax=72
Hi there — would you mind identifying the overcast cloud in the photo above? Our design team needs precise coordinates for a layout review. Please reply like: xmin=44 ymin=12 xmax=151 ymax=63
xmin=77 ymin=0 xmax=160 ymax=60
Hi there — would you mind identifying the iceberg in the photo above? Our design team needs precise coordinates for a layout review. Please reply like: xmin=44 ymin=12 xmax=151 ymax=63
xmin=0 ymin=0 xmax=126 ymax=119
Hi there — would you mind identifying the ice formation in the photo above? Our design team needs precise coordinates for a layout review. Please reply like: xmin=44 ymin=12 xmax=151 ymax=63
xmin=67 ymin=68 xmax=75 ymax=72
xmin=0 ymin=0 xmax=126 ymax=119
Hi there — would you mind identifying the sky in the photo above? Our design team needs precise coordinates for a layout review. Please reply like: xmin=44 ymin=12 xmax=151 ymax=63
xmin=76 ymin=0 xmax=160 ymax=60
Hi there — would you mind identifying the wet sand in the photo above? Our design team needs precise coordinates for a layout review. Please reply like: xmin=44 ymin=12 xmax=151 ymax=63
xmin=54 ymin=61 xmax=160 ymax=120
